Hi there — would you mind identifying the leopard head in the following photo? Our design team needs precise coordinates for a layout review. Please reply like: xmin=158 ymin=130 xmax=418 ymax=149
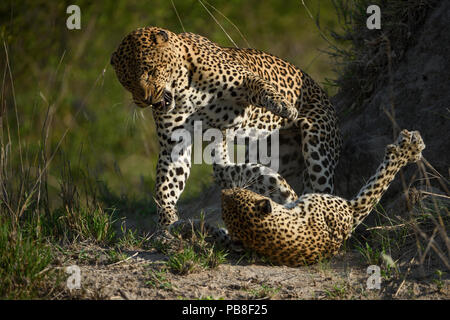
xmin=221 ymin=188 xmax=274 ymax=221
xmin=110 ymin=27 xmax=179 ymax=112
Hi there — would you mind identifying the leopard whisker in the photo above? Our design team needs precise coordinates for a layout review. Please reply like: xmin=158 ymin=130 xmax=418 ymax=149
xmin=264 ymin=186 xmax=279 ymax=198
xmin=241 ymin=174 xmax=259 ymax=190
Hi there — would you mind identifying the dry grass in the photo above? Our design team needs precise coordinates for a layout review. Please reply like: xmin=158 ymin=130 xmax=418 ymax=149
xmin=0 ymin=40 xmax=117 ymax=299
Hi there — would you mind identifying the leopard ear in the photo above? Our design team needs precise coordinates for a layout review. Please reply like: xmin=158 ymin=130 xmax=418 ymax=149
xmin=256 ymin=198 xmax=272 ymax=215
xmin=151 ymin=30 xmax=169 ymax=45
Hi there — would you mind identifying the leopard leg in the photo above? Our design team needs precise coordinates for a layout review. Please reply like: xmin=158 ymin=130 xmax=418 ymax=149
xmin=154 ymin=137 xmax=192 ymax=228
xmin=297 ymin=100 xmax=342 ymax=195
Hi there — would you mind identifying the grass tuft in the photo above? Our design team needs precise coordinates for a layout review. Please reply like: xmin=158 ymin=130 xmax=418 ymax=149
xmin=0 ymin=219 xmax=57 ymax=299
xmin=163 ymin=220 xmax=229 ymax=275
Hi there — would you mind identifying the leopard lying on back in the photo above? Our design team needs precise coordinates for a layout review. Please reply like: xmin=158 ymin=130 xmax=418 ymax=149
xmin=175 ymin=130 xmax=425 ymax=266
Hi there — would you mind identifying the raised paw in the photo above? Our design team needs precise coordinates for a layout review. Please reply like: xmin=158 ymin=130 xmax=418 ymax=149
xmin=282 ymin=106 xmax=299 ymax=121
xmin=395 ymin=129 xmax=425 ymax=163
xmin=267 ymin=95 xmax=298 ymax=120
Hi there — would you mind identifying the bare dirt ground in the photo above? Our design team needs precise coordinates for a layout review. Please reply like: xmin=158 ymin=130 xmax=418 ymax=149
xmin=55 ymin=242 xmax=448 ymax=300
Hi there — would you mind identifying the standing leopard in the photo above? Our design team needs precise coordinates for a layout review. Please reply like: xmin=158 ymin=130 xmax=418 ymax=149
xmin=110 ymin=27 xmax=342 ymax=233
xmin=220 ymin=130 xmax=425 ymax=266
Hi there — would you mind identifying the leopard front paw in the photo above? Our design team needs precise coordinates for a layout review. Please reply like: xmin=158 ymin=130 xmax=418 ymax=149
xmin=266 ymin=95 xmax=298 ymax=120
xmin=397 ymin=129 xmax=425 ymax=163
xmin=157 ymin=206 xmax=179 ymax=226
xmin=281 ymin=105 xmax=299 ymax=120
xmin=387 ymin=130 xmax=425 ymax=163
xmin=150 ymin=228 xmax=176 ymax=250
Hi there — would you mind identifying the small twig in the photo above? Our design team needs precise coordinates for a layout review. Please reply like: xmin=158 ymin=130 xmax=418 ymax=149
xmin=419 ymin=190 xmax=450 ymax=200
xmin=118 ymin=289 xmax=132 ymax=300
xmin=108 ymin=252 xmax=139 ymax=267
xmin=36 ymin=266 xmax=53 ymax=276
xmin=394 ymin=256 xmax=415 ymax=297
xmin=366 ymin=223 xmax=407 ymax=231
